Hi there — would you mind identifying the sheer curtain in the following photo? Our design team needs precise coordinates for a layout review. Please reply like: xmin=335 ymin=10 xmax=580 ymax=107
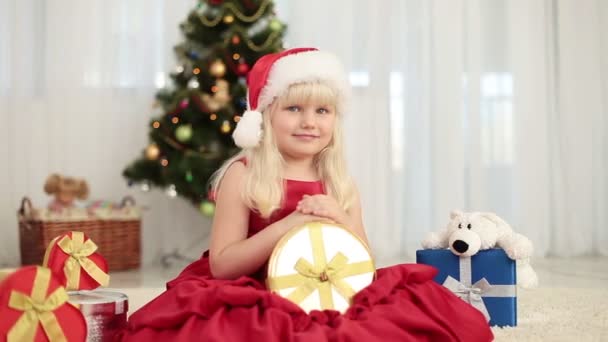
xmin=0 ymin=0 xmax=209 ymax=267
xmin=282 ymin=0 xmax=608 ymax=263
xmin=1 ymin=0 xmax=606 ymax=268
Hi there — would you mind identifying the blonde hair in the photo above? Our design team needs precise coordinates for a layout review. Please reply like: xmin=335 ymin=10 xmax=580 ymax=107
xmin=211 ymin=82 xmax=355 ymax=218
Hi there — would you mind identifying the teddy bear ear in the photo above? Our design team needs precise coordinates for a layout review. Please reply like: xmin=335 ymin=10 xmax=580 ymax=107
xmin=450 ymin=210 xmax=464 ymax=220
xmin=479 ymin=212 xmax=501 ymax=224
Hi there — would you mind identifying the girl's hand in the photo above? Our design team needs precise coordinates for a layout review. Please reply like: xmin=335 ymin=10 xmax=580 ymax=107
xmin=296 ymin=194 xmax=351 ymax=227
xmin=281 ymin=210 xmax=333 ymax=232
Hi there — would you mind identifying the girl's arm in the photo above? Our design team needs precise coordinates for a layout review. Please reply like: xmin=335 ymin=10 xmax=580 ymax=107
xmin=345 ymin=186 xmax=370 ymax=246
xmin=209 ymin=162 xmax=326 ymax=280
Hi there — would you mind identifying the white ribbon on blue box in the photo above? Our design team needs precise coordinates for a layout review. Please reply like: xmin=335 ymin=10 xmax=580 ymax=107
xmin=415 ymin=248 xmax=517 ymax=327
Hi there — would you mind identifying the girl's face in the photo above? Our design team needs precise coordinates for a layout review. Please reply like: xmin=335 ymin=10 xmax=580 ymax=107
xmin=270 ymin=100 xmax=336 ymax=161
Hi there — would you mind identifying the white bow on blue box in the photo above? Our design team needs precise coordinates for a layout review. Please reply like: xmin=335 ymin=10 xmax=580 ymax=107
xmin=416 ymin=248 xmax=517 ymax=327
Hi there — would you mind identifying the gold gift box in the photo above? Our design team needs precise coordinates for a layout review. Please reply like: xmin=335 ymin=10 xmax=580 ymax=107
xmin=267 ymin=222 xmax=376 ymax=313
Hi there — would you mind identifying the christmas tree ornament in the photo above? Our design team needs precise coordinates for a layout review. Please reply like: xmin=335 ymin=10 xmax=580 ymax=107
xmin=237 ymin=62 xmax=250 ymax=75
xmin=175 ymin=124 xmax=193 ymax=142
xmin=145 ymin=144 xmax=160 ymax=160
xmin=180 ymin=98 xmax=190 ymax=109
xmin=269 ymin=19 xmax=283 ymax=31
xmin=199 ymin=200 xmax=215 ymax=217
xmin=201 ymin=79 xmax=232 ymax=111
xmin=209 ymin=60 xmax=227 ymax=77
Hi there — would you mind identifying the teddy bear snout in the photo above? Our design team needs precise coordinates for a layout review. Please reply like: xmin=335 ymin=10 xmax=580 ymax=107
xmin=452 ymin=240 xmax=469 ymax=253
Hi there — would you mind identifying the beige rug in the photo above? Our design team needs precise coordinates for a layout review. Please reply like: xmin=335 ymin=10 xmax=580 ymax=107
xmin=120 ymin=287 xmax=608 ymax=341
xmin=492 ymin=287 xmax=608 ymax=341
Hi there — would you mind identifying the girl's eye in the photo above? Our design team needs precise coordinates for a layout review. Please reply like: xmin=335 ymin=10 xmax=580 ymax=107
xmin=286 ymin=105 xmax=300 ymax=112
xmin=467 ymin=223 xmax=472 ymax=229
xmin=458 ymin=223 xmax=462 ymax=229
xmin=317 ymin=107 xmax=329 ymax=114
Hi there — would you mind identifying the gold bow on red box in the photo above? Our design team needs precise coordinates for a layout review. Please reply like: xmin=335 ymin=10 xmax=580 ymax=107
xmin=43 ymin=231 xmax=110 ymax=291
xmin=0 ymin=266 xmax=87 ymax=342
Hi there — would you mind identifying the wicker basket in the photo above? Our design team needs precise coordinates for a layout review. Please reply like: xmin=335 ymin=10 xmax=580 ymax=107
xmin=18 ymin=197 xmax=141 ymax=271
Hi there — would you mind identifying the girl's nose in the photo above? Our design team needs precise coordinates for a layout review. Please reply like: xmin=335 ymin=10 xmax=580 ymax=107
xmin=300 ymin=109 xmax=316 ymax=127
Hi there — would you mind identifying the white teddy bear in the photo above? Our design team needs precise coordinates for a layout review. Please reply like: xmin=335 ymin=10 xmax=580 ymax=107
xmin=422 ymin=210 xmax=538 ymax=288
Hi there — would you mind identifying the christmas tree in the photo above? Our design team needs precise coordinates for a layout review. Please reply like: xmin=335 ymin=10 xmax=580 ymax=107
xmin=123 ymin=0 xmax=286 ymax=216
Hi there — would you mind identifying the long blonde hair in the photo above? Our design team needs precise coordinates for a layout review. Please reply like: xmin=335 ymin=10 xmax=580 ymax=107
xmin=211 ymin=81 xmax=355 ymax=218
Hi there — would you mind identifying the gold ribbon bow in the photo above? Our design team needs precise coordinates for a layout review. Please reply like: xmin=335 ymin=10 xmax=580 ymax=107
xmin=268 ymin=223 xmax=374 ymax=310
xmin=56 ymin=232 xmax=110 ymax=290
xmin=7 ymin=267 xmax=68 ymax=342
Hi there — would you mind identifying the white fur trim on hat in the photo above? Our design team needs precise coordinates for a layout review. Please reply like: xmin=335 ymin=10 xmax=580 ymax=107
xmin=232 ymin=110 xmax=263 ymax=148
xmin=256 ymin=50 xmax=350 ymax=113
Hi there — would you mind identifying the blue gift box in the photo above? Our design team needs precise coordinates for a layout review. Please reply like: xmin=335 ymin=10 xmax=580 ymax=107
xmin=416 ymin=248 xmax=517 ymax=327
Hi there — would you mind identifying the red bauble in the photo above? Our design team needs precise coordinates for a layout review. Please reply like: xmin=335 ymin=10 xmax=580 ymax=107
xmin=208 ymin=0 xmax=223 ymax=5
xmin=237 ymin=63 xmax=250 ymax=75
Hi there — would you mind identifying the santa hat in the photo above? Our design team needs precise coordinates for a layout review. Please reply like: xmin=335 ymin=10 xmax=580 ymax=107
xmin=232 ymin=47 xmax=350 ymax=148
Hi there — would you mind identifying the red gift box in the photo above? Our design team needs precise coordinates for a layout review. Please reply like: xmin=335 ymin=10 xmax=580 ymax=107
xmin=43 ymin=231 xmax=110 ymax=291
xmin=0 ymin=266 xmax=87 ymax=342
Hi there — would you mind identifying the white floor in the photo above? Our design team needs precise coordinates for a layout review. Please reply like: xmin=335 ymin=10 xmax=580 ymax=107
xmin=110 ymin=256 xmax=608 ymax=312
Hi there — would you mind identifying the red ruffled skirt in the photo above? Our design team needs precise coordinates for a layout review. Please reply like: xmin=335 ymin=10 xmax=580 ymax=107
xmin=115 ymin=257 xmax=493 ymax=341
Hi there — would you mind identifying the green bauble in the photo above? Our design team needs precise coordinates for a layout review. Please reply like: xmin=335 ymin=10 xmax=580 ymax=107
xmin=199 ymin=200 xmax=215 ymax=217
xmin=175 ymin=124 xmax=193 ymax=142
xmin=269 ymin=19 xmax=283 ymax=32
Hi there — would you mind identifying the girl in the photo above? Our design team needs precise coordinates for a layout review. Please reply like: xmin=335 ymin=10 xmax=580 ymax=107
xmin=117 ymin=48 xmax=493 ymax=341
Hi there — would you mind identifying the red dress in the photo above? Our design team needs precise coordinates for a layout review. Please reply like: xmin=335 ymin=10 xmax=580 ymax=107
xmin=116 ymin=179 xmax=493 ymax=341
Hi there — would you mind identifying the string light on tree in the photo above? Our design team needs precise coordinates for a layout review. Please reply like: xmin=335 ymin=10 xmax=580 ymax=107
xmin=185 ymin=171 xmax=194 ymax=182
xmin=223 ymin=15 xmax=235 ymax=24
xmin=231 ymin=35 xmax=240 ymax=44
xmin=187 ymin=78 xmax=200 ymax=89
xmin=140 ymin=181 xmax=151 ymax=192
xmin=166 ymin=184 xmax=178 ymax=198
xmin=220 ymin=120 xmax=231 ymax=134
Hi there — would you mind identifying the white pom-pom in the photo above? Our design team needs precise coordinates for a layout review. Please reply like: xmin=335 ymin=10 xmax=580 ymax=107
xmin=232 ymin=110 xmax=263 ymax=148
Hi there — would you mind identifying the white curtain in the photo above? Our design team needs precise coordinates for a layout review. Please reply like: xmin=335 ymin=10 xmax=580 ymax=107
xmin=282 ymin=0 xmax=608 ymax=262
xmin=1 ymin=0 xmax=606 ymax=268
xmin=0 ymin=0 xmax=210 ymax=268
